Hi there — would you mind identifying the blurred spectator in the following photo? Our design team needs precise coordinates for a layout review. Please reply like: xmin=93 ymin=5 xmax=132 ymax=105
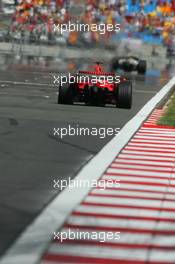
xmin=1 ymin=0 xmax=175 ymax=46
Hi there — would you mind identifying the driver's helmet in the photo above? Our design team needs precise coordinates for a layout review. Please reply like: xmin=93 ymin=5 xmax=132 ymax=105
xmin=94 ymin=62 xmax=103 ymax=73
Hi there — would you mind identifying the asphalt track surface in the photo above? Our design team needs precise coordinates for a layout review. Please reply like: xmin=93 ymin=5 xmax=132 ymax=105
xmin=0 ymin=55 xmax=173 ymax=257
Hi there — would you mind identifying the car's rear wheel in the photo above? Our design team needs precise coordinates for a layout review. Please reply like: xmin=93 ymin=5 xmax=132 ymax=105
xmin=116 ymin=81 xmax=132 ymax=109
xmin=137 ymin=60 xmax=147 ymax=74
xmin=58 ymin=83 xmax=73 ymax=104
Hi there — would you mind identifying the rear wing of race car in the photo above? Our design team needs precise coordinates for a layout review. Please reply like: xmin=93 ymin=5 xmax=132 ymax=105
xmin=75 ymin=71 xmax=122 ymax=85
xmin=78 ymin=71 xmax=115 ymax=76
xmin=76 ymin=71 xmax=118 ymax=83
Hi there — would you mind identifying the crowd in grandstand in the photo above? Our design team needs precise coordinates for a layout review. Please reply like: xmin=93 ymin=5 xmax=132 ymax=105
xmin=2 ymin=0 xmax=175 ymax=46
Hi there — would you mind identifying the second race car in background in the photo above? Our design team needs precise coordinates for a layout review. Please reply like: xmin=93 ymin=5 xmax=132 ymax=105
xmin=111 ymin=56 xmax=147 ymax=75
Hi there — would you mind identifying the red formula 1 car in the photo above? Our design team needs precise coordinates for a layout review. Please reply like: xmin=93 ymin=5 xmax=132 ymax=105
xmin=57 ymin=62 xmax=132 ymax=109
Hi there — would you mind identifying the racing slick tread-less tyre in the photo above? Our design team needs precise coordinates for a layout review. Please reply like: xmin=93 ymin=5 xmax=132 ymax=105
xmin=137 ymin=60 xmax=147 ymax=74
xmin=116 ymin=81 xmax=132 ymax=109
xmin=58 ymin=83 xmax=73 ymax=104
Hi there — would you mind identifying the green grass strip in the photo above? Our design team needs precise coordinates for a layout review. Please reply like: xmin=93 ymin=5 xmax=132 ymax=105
xmin=158 ymin=91 xmax=175 ymax=127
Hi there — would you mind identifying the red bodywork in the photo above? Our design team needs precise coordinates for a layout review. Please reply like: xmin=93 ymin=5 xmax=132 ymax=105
xmin=72 ymin=67 xmax=127 ymax=104
xmin=78 ymin=71 xmax=117 ymax=90
xmin=58 ymin=63 xmax=132 ymax=108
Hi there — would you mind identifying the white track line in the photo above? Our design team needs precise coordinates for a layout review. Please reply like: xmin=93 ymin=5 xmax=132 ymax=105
xmin=128 ymin=143 xmax=175 ymax=148
xmin=107 ymin=168 xmax=172 ymax=177
xmin=134 ymin=135 xmax=175 ymax=140
xmin=75 ymin=204 xmax=167 ymax=218
xmin=85 ymin=196 xmax=164 ymax=207
xmin=91 ymin=188 xmax=171 ymax=199
xmin=45 ymin=244 xmax=148 ymax=261
xmin=118 ymin=153 xmax=174 ymax=161
xmin=122 ymin=149 xmax=175 ymax=157
xmin=67 ymin=215 xmax=157 ymax=229
xmin=110 ymin=163 xmax=173 ymax=171
xmin=131 ymin=139 xmax=175 ymax=144
xmin=114 ymin=159 xmax=173 ymax=166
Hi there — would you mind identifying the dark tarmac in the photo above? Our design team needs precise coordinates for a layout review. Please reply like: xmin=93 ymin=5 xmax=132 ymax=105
xmin=0 ymin=54 xmax=173 ymax=256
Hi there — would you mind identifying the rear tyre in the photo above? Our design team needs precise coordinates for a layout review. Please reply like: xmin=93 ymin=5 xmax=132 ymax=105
xmin=57 ymin=83 xmax=73 ymax=104
xmin=137 ymin=60 xmax=147 ymax=74
xmin=116 ymin=81 xmax=132 ymax=109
